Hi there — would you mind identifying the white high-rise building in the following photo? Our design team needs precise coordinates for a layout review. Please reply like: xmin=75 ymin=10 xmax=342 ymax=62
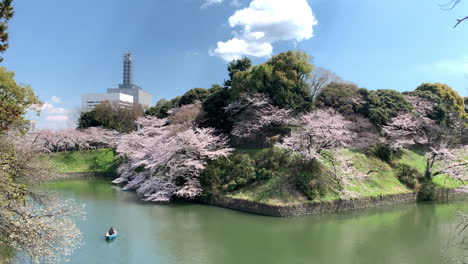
xmin=81 ymin=53 xmax=153 ymax=111
xmin=81 ymin=93 xmax=133 ymax=112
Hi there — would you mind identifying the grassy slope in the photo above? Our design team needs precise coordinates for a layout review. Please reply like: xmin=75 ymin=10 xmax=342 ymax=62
xmin=48 ymin=148 xmax=119 ymax=173
xmin=226 ymin=147 xmax=468 ymax=206
xmin=397 ymin=149 xmax=467 ymax=189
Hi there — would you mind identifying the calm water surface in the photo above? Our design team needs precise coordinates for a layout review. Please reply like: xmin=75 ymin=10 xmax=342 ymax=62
xmin=36 ymin=179 xmax=468 ymax=264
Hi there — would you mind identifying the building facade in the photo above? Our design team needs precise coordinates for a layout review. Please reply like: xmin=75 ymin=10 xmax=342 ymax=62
xmin=81 ymin=93 xmax=133 ymax=112
xmin=81 ymin=53 xmax=153 ymax=111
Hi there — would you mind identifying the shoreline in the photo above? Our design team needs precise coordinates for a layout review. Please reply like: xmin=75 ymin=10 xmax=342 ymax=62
xmin=208 ymin=187 xmax=468 ymax=217
xmin=58 ymin=172 xmax=468 ymax=217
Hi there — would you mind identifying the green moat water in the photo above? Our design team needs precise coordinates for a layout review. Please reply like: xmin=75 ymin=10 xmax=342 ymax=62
xmin=33 ymin=179 xmax=468 ymax=264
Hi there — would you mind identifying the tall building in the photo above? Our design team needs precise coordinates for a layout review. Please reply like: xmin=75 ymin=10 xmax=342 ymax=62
xmin=81 ymin=53 xmax=153 ymax=111
xmin=107 ymin=53 xmax=153 ymax=107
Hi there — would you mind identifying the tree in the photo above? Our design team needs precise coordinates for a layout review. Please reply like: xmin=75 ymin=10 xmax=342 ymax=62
xmin=224 ymin=57 xmax=251 ymax=87
xmin=231 ymin=51 xmax=315 ymax=112
xmin=77 ymin=110 xmax=100 ymax=129
xmin=145 ymin=99 xmax=172 ymax=118
xmin=415 ymin=83 xmax=468 ymax=121
xmin=201 ymin=87 xmax=233 ymax=131
xmin=224 ymin=93 xmax=294 ymax=138
xmin=382 ymin=95 xmax=467 ymax=181
xmin=0 ymin=0 xmax=13 ymax=62
xmin=308 ymin=67 xmax=342 ymax=100
xmin=113 ymin=116 xmax=233 ymax=202
xmin=91 ymin=100 xmax=144 ymax=133
xmin=314 ymin=82 xmax=364 ymax=114
xmin=33 ymin=127 xmax=119 ymax=152
xmin=0 ymin=137 xmax=84 ymax=264
xmin=360 ymin=89 xmax=413 ymax=127
xmin=167 ymin=103 xmax=203 ymax=130
xmin=178 ymin=85 xmax=223 ymax=106
xmin=439 ymin=0 xmax=468 ymax=27
xmin=464 ymin=96 xmax=468 ymax=113
xmin=278 ymin=108 xmax=377 ymax=160
xmin=0 ymin=67 xmax=41 ymax=131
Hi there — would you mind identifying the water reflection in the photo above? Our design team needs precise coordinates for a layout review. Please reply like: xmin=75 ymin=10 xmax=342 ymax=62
xmin=37 ymin=179 xmax=468 ymax=264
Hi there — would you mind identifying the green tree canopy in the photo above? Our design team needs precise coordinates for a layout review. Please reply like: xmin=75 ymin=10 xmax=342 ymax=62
xmin=0 ymin=67 xmax=41 ymax=131
xmin=178 ymin=85 xmax=223 ymax=106
xmin=201 ymin=87 xmax=233 ymax=131
xmin=415 ymin=83 xmax=468 ymax=121
xmin=0 ymin=0 xmax=13 ymax=62
xmin=464 ymin=96 xmax=467 ymax=113
xmin=224 ymin=57 xmax=251 ymax=87
xmin=314 ymin=82 xmax=363 ymax=114
xmin=77 ymin=110 xmax=100 ymax=129
xmin=360 ymin=89 xmax=413 ymax=127
xmin=231 ymin=51 xmax=315 ymax=112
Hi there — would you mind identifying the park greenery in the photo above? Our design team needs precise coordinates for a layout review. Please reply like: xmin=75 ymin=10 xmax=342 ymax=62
xmin=70 ymin=50 xmax=467 ymax=206
xmin=1 ymin=4 xmax=468 ymax=262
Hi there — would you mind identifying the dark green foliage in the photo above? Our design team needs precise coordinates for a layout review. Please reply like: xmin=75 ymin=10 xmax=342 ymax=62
xmin=201 ymin=87 xmax=233 ymax=131
xmin=200 ymin=154 xmax=257 ymax=198
xmin=200 ymin=147 xmax=330 ymax=201
xmin=316 ymin=85 xmax=412 ymax=127
xmin=77 ymin=110 xmax=100 ymax=129
xmin=231 ymin=51 xmax=314 ymax=112
xmin=179 ymin=86 xmax=222 ymax=106
xmin=254 ymin=147 xmax=292 ymax=179
xmin=0 ymin=0 xmax=13 ymax=62
xmin=224 ymin=57 xmax=251 ymax=87
xmin=372 ymin=144 xmax=395 ymax=163
xmin=225 ymin=154 xmax=257 ymax=191
xmin=415 ymin=83 xmax=468 ymax=121
xmin=418 ymin=182 xmax=436 ymax=201
xmin=145 ymin=99 xmax=171 ymax=118
xmin=464 ymin=97 xmax=467 ymax=113
xmin=292 ymin=158 xmax=326 ymax=200
xmin=396 ymin=164 xmax=422 ymax=189
xmin=315 ymin=82 xmax=364 ymax=114
xmin=359 ymin=89 xmax=413 ymax=127
xmin=145 ymin=96 xmax=182 ymax=118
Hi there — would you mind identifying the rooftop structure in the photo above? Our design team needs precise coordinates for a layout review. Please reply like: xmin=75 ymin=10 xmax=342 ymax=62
xmin=81 ymin=53 xmax=153 ymax=111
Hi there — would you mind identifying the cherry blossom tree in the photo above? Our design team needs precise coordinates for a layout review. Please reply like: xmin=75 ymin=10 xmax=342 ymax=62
xmin=277 ymin=108 xmax=378 ymax=160
xmin=31 ymin=127 xmax=119 ymax=152
xmin=383 ymin=95 xmax=467 ymax=181
xmin=113 ymin=114 xmax=232 ymax=202
xmin=0 ymin=137 xmax=84 ymax=264
xmin=225 ymin=93 xmax=295 ymax=138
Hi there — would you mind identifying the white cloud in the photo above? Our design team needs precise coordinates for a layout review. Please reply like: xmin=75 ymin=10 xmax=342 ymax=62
xmin=201 ymin=0 xmax=223 ymax=8
xmin=40 ymin=103 xmax=66 ymax=114
xmin=50 ymin=96 xmax=61 ymax=103
xmin=46 ymin=115 xmax=69 ymax=121
xmin=211 ymin=0 xmax=317 ymax=61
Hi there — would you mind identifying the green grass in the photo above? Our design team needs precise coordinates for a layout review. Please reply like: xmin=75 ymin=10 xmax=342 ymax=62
xmin=48 ymin=148 xmax=120 ymax=173
xmin=228 ymin=174 xmax=307 ymax=205
xmin=233 ymin=147 xmax=266 ymax=156
xmin=331 ymin=149 xmax=412 ymax=198
xmin=397 ymin=149 xmax=467 ymax=189
xmin=228 ymin=148 xmax=413 ymax=205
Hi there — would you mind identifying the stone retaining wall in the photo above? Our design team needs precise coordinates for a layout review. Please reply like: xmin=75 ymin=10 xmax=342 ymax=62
xmin=210 ymin=187 xmax=468 ymax=217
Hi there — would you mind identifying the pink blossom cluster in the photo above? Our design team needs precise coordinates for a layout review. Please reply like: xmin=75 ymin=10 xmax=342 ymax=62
xmin=32 ymin=127 xmax=119 ymax=152
xmin=277 ymin=108 xmax=378 ymax=160
xmin=113 ymin=116 xmax=232 ymax=202
xmin=225 ymin=94 xmax=295 ymax=138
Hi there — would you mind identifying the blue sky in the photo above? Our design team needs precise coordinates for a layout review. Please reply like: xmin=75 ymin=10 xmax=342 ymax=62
xmin=4 ymin=0 xmax=468 ymax=129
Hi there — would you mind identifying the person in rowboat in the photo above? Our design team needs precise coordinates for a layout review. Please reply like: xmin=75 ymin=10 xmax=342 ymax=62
xmin=108 ymin=227 xmax=116 ymax=236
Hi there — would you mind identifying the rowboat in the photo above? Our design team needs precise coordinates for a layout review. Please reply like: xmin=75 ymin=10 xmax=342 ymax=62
xmin=105 ymin=230 xmax=117 ymax=240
